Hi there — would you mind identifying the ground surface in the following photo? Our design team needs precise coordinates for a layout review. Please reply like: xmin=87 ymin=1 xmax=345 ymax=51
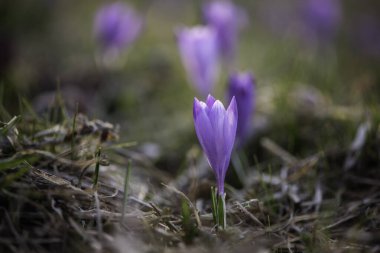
xmin=1 ymin=1 xmax=380 ymax=252
xmin=1 ymin=94 xmax=379 ymax=252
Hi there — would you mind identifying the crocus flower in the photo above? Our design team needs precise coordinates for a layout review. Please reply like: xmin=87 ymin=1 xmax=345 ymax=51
xmin=94 ymin=2 xmax=142 ymax=52
xmin=203 ymin=0 xmax=245 ymax=64
xmin=301 ymin=0 xmax=341 ymax=43
xmin=193 ymin=95 xmax=237 ymax=195
xmin=227 ymin=72 xmax=255 ymax=145
xmin=177 ymin=26 xmax=219 ymax=97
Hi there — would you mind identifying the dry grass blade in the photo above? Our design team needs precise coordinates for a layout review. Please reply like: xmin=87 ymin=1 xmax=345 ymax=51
xmin=261 ymin=138 xmax=298 ymax=164
xmin=234 ymin=201 xmax=265 ymax=227
xmin=162 ymin=183 xmax=202 ymax=228
xmin=30 ymin=166 xmax=91 ymax=196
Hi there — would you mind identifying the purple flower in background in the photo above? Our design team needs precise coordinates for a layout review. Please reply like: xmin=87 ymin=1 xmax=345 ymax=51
xmin=193 ymin=95 xmax=238 ymax=195
xmin=203 ymin=1 xmax=245 ymax=63
xmin=94 ymin=2 xmax=142 ymax=52
xmin=301 ymin=0 xmax=341 ymax=42
xmin=177 ymin=26 xmax=219 ymax=97
xmin=227 ymin=72 xmax=255 ymax=144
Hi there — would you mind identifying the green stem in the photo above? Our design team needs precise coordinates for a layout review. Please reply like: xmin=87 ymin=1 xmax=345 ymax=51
xmin=211 ymin=186 xmax=218 ymax=225
xmin=121 ymin=160 xmax=131 ymax=222
xmin=217 ymin=193 xmax=226 ymax=229
xmin=211 ymin=187 xmax=227 ymax=229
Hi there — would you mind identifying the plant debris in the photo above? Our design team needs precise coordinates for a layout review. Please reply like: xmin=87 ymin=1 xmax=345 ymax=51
xmin=1 ymin=99 xmax=379 ymax=253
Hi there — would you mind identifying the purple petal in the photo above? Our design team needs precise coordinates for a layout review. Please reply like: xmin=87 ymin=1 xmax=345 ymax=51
xmin=193 ymin=96 xmax=238 ymax=196
xmin=206 ymin=94 xmax=216 ymax=108
xmin=193 ymin=98 xmax=218 ymax=170
xmin=94 ymin=2 xmax=142 ymax=51
xmin=210 ymin=101 xmax=227 ymax=167
xmin=176 ymin=26 xmax=219 ymax=97
xmin=227 ymin=72 xmax=255 ymax=143
xmin=301 ymin=0 xmax=341 ymax=42
xmin=193 ymin=97 xmax=205 ymax=120
xmin=225 ymin=97 xmax=238 ymax=147
xmin=203 ymin=1 xmax=245 ymax=63
xmin=214 ymin=97 xmax=237 ymax=195
xmin=223 ymin=96 xmax=238 ymax=170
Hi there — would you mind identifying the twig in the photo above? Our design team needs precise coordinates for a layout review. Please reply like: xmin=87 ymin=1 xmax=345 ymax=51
xmin=94 ymin=191 xmax=103 ymax=235
xmin=30 ymin=165 xmax=91 ymax=197
xmin=234 ymin=201 xmax=265 ymax=227
xmin=19 ymin=149 xmax=95 ymax=170
xmin=129 ymin=196 xmax=153 ymax=209
xmin=261 ymin=138 xmax=298 ymax=165
xmin=322 ymin=214 xmax=357 ymax=231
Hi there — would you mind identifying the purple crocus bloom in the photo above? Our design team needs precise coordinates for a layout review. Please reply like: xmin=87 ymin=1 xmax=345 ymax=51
xmin=94 ymin=2 xmax=142 ymax=52
xmin=203 ymin=1 xmax=245 ymax=63
xmin=227 ymin=72 xmax=255 ymax=144
xmin=301 ymin=0 xmax=341 ymax=42
xmin=193 ymin=95 xmax=238 ymax=195
xmin=177 ymin=26 xmax=219 ymax=97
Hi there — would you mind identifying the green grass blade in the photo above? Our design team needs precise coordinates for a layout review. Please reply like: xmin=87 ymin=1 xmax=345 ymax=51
xmin=217 ymin=193 xmax=226 ymax=229
xmin=92 ymin=147 xmax=102 ymax=190
xmin=211 ymin=186 xmax=218 ymax=226
xmin=121 ymin=159 xmax=131 ymax=222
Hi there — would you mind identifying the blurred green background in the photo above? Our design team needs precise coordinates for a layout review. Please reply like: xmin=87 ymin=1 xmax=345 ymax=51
xmin=1 ymin=0 xmax=380 ymax=167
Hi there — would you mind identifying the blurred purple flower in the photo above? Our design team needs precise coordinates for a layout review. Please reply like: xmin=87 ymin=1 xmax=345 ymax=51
xmin=193 ymin=95 xmax=238 ymax=195
xmin=177 ymin=26 xmax=219 ymax=97
xmin=94 ymin=2 xmax=142 ymax=52
xmin=301 ymin=0 xmax=341 ymax=42
xmin=227 ymin=72 xmax=255 ymax=145
xmin=203 ymin=1 xmax=245 ymax=63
